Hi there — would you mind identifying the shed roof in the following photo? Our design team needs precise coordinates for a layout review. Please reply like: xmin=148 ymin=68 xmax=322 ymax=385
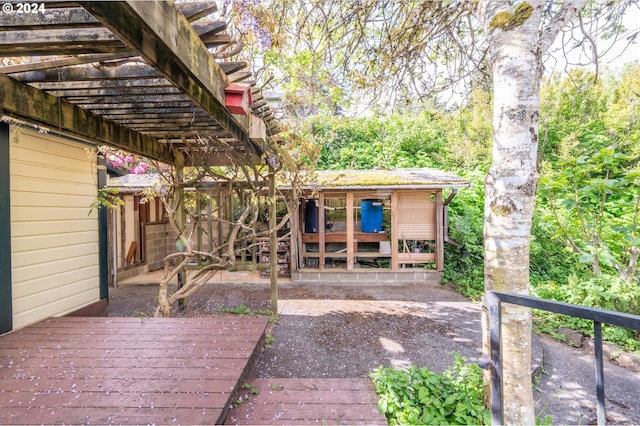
xmin=306 ymin=168 xmax=470 ymax=190
xmin=0 ymin=1 xmax=279 ymax=167
xmin=108 ymin=173 xmax=162 ymax=193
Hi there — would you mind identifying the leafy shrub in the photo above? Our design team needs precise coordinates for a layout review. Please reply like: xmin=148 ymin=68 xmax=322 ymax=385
xmin=533 ymin=275 xmax=640 ymax=352
xmin=530 ymin=203 xmax=587 ymax=285
xmin=370 ymin=354 xmax=490 ymax=425
xmin=443 ymin=170 xmax=486 ymax=300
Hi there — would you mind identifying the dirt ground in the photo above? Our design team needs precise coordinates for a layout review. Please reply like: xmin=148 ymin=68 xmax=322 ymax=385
xmin=108 ymin=280 xmax=482 ymax=376
xmin=107 ymin=277 xmax=640 ymax=425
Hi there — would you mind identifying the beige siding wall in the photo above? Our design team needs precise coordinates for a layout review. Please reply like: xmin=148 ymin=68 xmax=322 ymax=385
xmin=10 ymin=127 xmax=100 ymax=329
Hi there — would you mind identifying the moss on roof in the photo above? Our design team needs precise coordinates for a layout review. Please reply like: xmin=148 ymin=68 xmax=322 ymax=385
xmin=308 ymin=168 xmax=470 ymax=189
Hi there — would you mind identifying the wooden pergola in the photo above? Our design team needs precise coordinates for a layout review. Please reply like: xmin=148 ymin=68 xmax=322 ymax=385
xmin=0 ymin=1 xmax=283 ymax=310
xmin=0 ymin=0 xmax=279 ymax=166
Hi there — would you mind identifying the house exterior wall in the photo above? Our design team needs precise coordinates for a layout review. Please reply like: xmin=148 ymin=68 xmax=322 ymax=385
xmin=10 ymin=126 xmax=100 ymax=330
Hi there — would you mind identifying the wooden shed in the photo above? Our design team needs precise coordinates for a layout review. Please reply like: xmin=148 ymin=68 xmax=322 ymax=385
xmin=289 ymin=168 xmax=470 ymax=284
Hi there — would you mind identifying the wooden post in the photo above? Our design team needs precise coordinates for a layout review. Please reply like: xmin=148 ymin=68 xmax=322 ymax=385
xmin=175 ymin=157 xmax=187 ymax=310
xmin=436 ymin=190 xmax=444 ymax=271
xmin=268 ymin=166 xmax=278 ymax=313
xmin=346 ymin=192 xmax=355 ymax=270
xmin=217 ymin=192 xmax=223 ymax=248
xmin=289 ymin=191 xmax=298 ymax=274
xmin=97 ymin=154 xmax=109 ymax=301
xmin=0 ymin=122 xmax=13 ymax=334
xmin=391 ymin=191 xmax=399 ymax=271
xmin=207 ymin=192 xmax=213 ymax=254
xmin=297 ymin=199 xmax=304 ymax=270
xmin=318 ymin=193 xmax=325 ymax=271
xmin=196 ymin=190 xmax=202 ymax=254
xmin=240 ymin=190 xmax=247 ymax=263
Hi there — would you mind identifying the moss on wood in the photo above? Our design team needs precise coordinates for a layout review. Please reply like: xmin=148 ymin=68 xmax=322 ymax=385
xmin=310 ymin=168 xmax=469 ymax=188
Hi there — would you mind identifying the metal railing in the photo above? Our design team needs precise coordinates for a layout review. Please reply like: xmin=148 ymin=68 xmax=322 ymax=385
xmin=483 ymin=291 xmax=640 ymax=425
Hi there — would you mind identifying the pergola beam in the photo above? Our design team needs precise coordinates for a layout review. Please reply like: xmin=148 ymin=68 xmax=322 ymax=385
xmin=0 ymin=21 xmax=231 ymax=57
xmin=0 ymin=73 xmax=174 ymax=163
xmin=81 ymin=1 xmax=254 ymax=152
xmin=0 ymin=1 xmax=277 ymax=166
xmin=0 ymin=2 xmax=217 ymax=29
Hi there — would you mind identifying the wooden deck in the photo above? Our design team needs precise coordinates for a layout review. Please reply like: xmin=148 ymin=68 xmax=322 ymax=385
xmin=224 ymin=378 xmax=387 ymax=425
xmin=0 ymin=316 xmax=268 ymax=425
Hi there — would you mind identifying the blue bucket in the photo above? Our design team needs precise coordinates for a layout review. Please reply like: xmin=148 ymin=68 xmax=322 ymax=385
xmin=361 ymin=199 xmax=383 ymax=233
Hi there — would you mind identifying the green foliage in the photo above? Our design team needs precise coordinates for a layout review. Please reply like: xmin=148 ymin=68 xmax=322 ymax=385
xmin=532 ymin=66 xmax=640 ymax=351
xmin=533 ymin=275 xmax=640 ymax=352
xmin=312 ymin=116 xmax=385 ymax=169
xmin=602 ymin=64 xmax=640 ymax=159
xmin=530 ymin=205 xmax=586 ymax=285
xmin=312 ymin=111 xmax=449 ymax=170
xmin=370 ymin=354 xmax=490 ymax=425
xmin=532 ymin=64 xmax=640 ymax=281
xmin=217 ymin=303 xmax=278 ymax=323
xmin=443 ymin=170 xmax=486 ymax=300
xmin=265 ymin=334 xmax=276 ymax=348
xmin=539 ymin=69 xmax=610 ymax=161
xmin=538 ymin=139 xmax=640 ymax=280
xmin=441 ymin=88 xmax=493 ymax=169
xmin=242 ymin=382 xmax=260 ymax=395
xmin=89 ymin=187 xmax=124 ymax=215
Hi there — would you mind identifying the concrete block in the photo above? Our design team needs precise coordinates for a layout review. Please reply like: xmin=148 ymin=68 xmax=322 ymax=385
xmin=613 ymin=351 xmax=640 ymax=373
xmin=583 ymin=339 xmax=640 ymax=373
xmin=557 ymin=327 xmax=584 ymax=348
xmin=374 ymin=273 xmax=396 ymax=282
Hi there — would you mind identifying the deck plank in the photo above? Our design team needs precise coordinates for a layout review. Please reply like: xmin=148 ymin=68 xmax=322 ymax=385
xmin=0 ymin=315 xmax=268 ymax=425
xmin=224 ymin=378 xmax=387 ymax=425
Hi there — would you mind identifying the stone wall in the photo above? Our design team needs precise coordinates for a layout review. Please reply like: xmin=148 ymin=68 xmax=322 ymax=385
xmin=144 ymin=222 xmax=173 ymax=271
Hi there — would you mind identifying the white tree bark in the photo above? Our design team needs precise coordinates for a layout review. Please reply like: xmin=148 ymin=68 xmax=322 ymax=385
xmin=478 ymin=1 xmax=587 ymax=423
xmin=483 ymin=5 xmax=540 ymax=423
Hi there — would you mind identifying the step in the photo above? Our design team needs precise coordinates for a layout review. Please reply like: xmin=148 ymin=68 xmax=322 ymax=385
xmin=224 ymin=378 xmax=387 ymax=425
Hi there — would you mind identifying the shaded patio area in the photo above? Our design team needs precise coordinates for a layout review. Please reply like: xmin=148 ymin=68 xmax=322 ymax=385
xmin=0 ymin=316 xmax=268 ymax=425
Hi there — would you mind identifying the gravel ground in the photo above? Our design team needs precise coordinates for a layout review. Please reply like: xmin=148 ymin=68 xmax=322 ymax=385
xmin=107 ymin=280 xmax=640 ymax=424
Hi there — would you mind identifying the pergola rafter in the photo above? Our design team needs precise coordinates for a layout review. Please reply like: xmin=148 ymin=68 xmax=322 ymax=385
xmin=0 ymin=0 xmax=280 ymax=166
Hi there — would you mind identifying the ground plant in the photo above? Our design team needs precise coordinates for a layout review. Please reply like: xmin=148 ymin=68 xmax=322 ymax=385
xmin=370 ymin=354 xmax=490 ymax=425
xmin=533 ymin=275 xmax=640 ymax=353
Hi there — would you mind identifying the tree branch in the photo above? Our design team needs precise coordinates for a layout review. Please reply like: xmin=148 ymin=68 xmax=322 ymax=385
xmin=538 ymin=0 xmax=588 ymax=55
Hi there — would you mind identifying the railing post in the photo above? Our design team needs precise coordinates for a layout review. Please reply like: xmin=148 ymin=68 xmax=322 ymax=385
xmin=485 ymin=291 xmax=640 ymax=426
xmin=594 ymin=321 xmax=606 ymax=425
xmin=485 ymin=291 xmax=504 ymax=425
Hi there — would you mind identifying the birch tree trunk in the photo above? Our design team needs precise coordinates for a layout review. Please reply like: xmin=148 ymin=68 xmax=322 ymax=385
xmin=480 ymin=1 xmax=542 ymax=423
xmin=478 ymin=1 xmax=587 ymax=423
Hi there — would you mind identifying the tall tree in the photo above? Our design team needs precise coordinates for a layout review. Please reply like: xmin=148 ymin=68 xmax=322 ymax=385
xmin=477 ymin=2 xmax=584 ymax=422
xmin=242 ymin=0 xmax=639 ymax=422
